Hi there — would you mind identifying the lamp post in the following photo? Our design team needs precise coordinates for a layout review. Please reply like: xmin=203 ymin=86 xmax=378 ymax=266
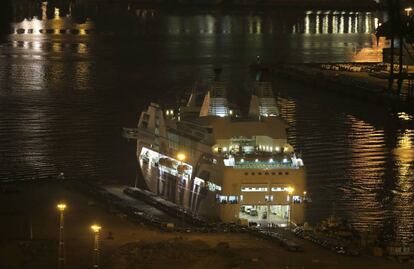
xmin=91 ymin=224 xmax=101 ymax=269
xmin=57 ymin=203 xmax=66 ymax=269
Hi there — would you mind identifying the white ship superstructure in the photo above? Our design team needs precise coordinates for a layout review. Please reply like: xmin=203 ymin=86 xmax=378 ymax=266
xmin=124 ymin=70 xmax=307 ymax=226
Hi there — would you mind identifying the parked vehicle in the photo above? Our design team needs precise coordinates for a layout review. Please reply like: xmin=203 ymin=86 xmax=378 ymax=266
xmin=250 ymin=209 xmax=258 ymax=216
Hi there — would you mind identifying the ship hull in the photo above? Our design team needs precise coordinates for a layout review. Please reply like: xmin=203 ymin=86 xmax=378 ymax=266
xmin=137 ymin=144 xmax=220 ymax=220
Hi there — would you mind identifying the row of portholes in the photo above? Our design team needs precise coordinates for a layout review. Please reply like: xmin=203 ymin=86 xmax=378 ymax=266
xmin=14 ymin=28 xmax=94 ymax=35
xmin=244 ymin=171 xmax=289 ymax=176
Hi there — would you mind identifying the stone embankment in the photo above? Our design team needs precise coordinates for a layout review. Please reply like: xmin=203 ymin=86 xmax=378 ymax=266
xmin=275 ymin=64 xmax=414 ymax=114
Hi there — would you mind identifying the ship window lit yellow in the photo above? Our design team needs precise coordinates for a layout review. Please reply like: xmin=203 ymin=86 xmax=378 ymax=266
xmin=275 ymin=146 xmax=280 ymax=152
xmin=223 ymin=147 xmax=227 ymax=152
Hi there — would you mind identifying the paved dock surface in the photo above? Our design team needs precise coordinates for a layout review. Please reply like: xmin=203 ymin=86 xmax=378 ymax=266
xmin=1 ymin=182 xmax=413 ymax=269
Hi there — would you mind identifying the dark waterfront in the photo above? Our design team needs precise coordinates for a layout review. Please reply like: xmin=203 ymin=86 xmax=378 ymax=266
xmin=1 ymin=1 xmax=414 ymax=245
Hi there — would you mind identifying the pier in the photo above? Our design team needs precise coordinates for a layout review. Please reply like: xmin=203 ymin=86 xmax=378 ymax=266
xmin=275 ymin=63 xmax=414 ymax=114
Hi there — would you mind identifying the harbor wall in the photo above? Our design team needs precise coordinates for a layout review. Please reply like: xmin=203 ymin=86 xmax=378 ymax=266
xmin=275 ymin=64 xmax=414 ymax=114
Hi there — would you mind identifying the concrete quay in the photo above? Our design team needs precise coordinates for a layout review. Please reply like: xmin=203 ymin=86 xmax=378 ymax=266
xmin=275 ymin=64 xmax=414 ymax=114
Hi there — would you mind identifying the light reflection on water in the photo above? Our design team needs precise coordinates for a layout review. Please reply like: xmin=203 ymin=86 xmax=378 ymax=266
xmin=11 ymin=4 xmax=377 ymax=35
xmin=2 ymin=1 xmax=414 ymax=245
xmin=343 ymin=116 xmax=386 ymax=235
xmin=8 ymin=2 xmax=385 ymax=64
xmin=277 ymin=82 xmax=414 ymax=245
xmin=393 ymin=130 xmax=414 ymax=243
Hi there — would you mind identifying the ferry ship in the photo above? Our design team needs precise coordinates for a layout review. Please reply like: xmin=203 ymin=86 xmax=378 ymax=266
xmin=124 ymin=68 xmax=307 ymax=226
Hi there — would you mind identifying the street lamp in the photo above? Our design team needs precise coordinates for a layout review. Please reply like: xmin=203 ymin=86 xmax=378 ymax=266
xmin=91 ymin=224 xmax=102 ymax=269
xmin=405 ymin=7 xmax=413 ymax=16
xmin=177 ymin=153 xmax=186 ymax=162
xmin=57 ymin=203 xmax=66 ymax=269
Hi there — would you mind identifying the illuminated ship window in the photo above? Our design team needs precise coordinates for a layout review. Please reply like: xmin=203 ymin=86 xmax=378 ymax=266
xmin=293 ymin=196 xmax=302 ymax=204
xmin=216 ymin=195 xmax=228 ymax=204
xmin=271 ymin=187 xmax=288 ymax=192
xmin=207 ymin=181 xmax=222 ymax=192
xmin=241 ymin=187 xmax=268 ymax=192
xmin=228 ymin=196 xmax=238 ymax=204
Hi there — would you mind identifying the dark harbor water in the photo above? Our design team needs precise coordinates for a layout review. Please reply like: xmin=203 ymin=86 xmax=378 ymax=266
xmin=1 ymin=1 xmax=413 ymax=244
